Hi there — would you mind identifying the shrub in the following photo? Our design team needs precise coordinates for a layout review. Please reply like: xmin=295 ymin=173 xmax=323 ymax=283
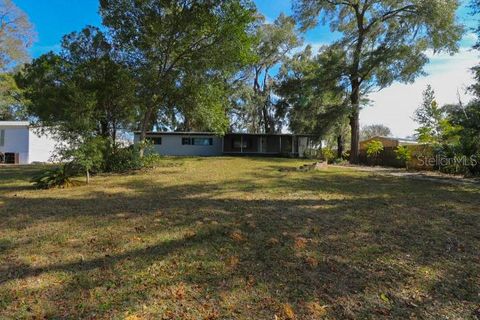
xmin=395 ymin=146 xmax=412 ymax=169
xmin=366 ymin=140 xmax=384 ymax=159
xmin=321 ymin=148 xmax=335 ymax=163
xmin=104 ymin=144 xmax=143 ymax=173
xmin=32 ymin=163 xmax=79 ymax=189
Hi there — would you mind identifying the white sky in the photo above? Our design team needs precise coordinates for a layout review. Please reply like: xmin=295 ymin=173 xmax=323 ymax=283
xmin=362 ymin=40 xmax=478 ymax=138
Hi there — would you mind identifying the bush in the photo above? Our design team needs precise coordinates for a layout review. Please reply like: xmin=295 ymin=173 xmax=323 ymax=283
xmin=321 ymin=148 xmax=335 ymax=163
xmin=32 ymin=163 xmax=79 ymax=189
xmin=394 ymin=146 xmax=412 ymax=169
xmin=104 ymin=144 xmax=143 ymax=173
xmin=366 ymin=140 xmax=384 ymax=159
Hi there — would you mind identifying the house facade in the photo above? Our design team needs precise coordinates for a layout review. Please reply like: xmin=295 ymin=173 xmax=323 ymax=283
xmin=0 ymin=121 xmax=57 ymax=164
xmin=134 ymin=132 xmax=318 ymax=158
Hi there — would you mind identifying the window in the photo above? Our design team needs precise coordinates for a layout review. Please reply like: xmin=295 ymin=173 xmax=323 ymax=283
xmin=182 ymin=137 xmax=191 ymax=145
xmin=233 ymin=137 xmax=248 ymax=149
xmin=147 ymin=137 xmax=162 ymax=145
xmin=0 ymin=129 xmax=4 ymax=147
xmin=192 ymin=138 xmax=213 ymax=146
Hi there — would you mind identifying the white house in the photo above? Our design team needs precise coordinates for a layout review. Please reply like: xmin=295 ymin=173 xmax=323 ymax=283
xmin=0 ymin=121 xmax=58 ymax=164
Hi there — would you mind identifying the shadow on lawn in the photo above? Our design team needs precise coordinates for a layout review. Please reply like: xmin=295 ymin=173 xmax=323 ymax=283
xmin=0 ymin=167 xmax=479 ymax=319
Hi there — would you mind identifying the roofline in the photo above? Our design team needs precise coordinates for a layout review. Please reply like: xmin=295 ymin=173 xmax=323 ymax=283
xmin=0 ymin=121 xmax=30 ymax=127
xmin=136 ymin=131 xmax=320 ymax=137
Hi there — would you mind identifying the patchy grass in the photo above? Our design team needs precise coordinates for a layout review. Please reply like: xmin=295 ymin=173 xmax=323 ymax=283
xmin=1 ymin=157 xmax=479 ymax=319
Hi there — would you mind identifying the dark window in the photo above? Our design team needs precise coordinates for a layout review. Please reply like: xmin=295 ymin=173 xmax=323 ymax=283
xmin=4 ymin=153 xmax=16 ymax=164
xmin=147 ymin=137 xmax=162 ymax=145
xmin=232 ymin=137 xmax=248 ymax=149
xmin=192 ymin=138 xmax=213 ymax=146
xmin=182 ymin=137 xmax=191 ymax=145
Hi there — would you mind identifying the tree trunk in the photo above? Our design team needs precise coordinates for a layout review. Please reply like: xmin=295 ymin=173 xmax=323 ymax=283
xmin=349 ymin=87 xmax=361 ymax=164
xmin=337 ymin=135 xmax=344 ymax=159
xmin=139 ymin=107 xmax=154 ymax=158
xmin=86 ymin=169 xmax=90 ymax=184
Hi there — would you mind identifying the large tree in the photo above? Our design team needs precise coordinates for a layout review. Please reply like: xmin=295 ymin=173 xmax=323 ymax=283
xmin=277 ymin=45 xmax=349 ymax=155
xmin=360 ymin=124 xmax=392 ymax=140
xmin=0 ymin=72 xmax=27 ymax=120
xmin=294 ymin=0 xmax=463 ymax=163
xmin=231 ymin=14 xmax=302 ymax=133
xmin=18 ymin=26 xmax=136 ymax=144
xmin=0 ymin=0 xmax=35 ymax=71
xmin=99 ymin=0 xmax=256 ymax=155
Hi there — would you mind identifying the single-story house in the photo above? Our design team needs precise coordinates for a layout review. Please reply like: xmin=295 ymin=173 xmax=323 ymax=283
xmin=134 ymin=132 xmax=319 ymax=157
xmin=360 ymin=136 xmax=418 ymax=150
xmin=0 ymin=121 xmax=57 ymax=164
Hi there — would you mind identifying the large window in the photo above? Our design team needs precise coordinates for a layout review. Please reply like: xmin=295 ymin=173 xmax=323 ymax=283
xmin=0 ymin=129 xmax=4 ymax=147
xmin=182 ymin=137 xmax=213 ymax=146
xmin=192 ymin=138 xmax=213 ymax=146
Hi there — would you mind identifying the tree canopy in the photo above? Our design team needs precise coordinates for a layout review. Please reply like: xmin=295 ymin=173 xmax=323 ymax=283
xmin=294 ymin=0 xmax=463 ymax=163
xmin=99 ymin=0 xmax=257 ymax=153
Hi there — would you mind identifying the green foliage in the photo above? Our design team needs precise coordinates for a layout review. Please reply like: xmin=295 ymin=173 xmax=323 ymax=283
xmin=395 ymin=146 xmax=412 ymax=168
xmin=321 ymin=147 xmax=336 ymax=163
xmin=366 ymin=140 xmax=384 ymax=159
xmin=100 ymin=0 xmax=257 ymax=139
xmin=231 ymin=13 xmax=302 ymax=133
xmin=18 ymin=26 xmax=137 ymax=142
xmin=277 ymin=45 xmax=349 ymax=138
xmin=31 ymin=164 xmax=78 ymax=189
xmin=0 ymin=73 xmax=27 ymax=120
xmin=293 ymin=0 xmax=463 ymax=162
xmin=104 ymin=144 xmax=143 ymax=173
xmin=63 ymin=137 xmax=106 ymax=182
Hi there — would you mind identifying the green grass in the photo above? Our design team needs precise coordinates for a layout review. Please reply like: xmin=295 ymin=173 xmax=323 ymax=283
xmin=1 ymin=158 xmax=479 ymax=319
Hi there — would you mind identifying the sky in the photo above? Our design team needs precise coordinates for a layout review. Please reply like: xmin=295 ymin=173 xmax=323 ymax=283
xmin=14 ymin=0 xmax=480 ymax=138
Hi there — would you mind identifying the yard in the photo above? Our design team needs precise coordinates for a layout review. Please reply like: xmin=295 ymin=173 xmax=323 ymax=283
xmin=1 ymin=158 xmax=479 ymax=319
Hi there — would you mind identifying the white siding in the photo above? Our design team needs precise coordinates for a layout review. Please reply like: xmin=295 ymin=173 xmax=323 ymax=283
xmin=28 ymin=128 xmax=57 ymax=163
xmin=0 ymin=125 xmax=29 ymax=164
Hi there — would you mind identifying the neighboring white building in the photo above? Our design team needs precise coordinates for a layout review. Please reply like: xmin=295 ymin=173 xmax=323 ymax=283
xmin=0 ymin=121 xmax=58 ymax=164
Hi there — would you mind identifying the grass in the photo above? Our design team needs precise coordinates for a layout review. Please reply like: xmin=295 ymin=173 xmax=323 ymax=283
xmin=0 ymin=157 xmax=479 ymax=319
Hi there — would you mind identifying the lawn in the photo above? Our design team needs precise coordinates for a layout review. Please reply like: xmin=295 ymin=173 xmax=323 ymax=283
xmin=1 ymin=158 xmax=479 ymax=319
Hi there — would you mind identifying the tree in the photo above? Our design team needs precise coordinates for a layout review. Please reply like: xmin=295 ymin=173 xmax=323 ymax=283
xmin=99 ymin=0 xmax=257 ymax=155
xmin=0 ymin=72 xmax=27 ymax=120
xmin=18 ymin=26 xmax=137 ymax=145
xmin=277 ymin=45 xmax=349 ymax=156
xmin=231 ymin=14 xmax=302 ymax=133
xmin=414 ymin=85 xmax=460 ymax=146
xmin=294 ymin=0 xmax=463 ymax=163
xmin=0 ymin=0 xmax=36 ymax=71
xmin=361 ymin=124 xmax=392 ymax=140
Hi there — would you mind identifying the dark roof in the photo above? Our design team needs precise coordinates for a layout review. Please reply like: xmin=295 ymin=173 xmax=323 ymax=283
xmin=138 ymin=131 xmax=319 ymax=137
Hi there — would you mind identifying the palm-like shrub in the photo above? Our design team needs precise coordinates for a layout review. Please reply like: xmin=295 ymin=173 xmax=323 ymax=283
xmin=31 ymin=164 xmax=78 ymax=189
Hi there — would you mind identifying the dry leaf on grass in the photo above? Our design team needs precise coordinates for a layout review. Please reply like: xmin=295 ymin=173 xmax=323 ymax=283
xmin=304 ymin=256 xmax=318 ymax=268
xmin=294 ymin=237 xmax=308 ymax=250
xmin=226 ymin=256 xmax=239 ymax=269
xmin=305 ymin=302 xmax=327 ymax=317
xmin=283 ymin=303 xmax=296 ymax=319
xmin=230 ymin=230 xmax=246 ymax=242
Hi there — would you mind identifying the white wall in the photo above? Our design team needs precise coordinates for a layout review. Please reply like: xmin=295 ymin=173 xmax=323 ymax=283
xmin=28 ymin=128 xmax=58 ymax=163
xmin=0 ymin=125 xmax=29 ymax=164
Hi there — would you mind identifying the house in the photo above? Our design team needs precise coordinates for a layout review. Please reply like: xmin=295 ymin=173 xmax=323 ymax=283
xmin=0 ymin=121 xmax=57 ymax=164
xmin=360 ymin=136 xmax=418 ymax=150
xmin=133 ymin=132 xmax=319 ymax=157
